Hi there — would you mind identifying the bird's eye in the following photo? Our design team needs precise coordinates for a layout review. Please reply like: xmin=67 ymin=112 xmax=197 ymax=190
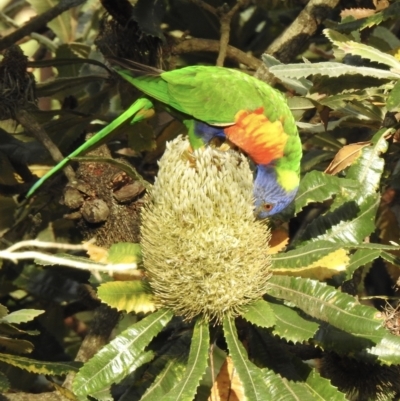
xmin=263 ymin=203 xmax=274 ymax=211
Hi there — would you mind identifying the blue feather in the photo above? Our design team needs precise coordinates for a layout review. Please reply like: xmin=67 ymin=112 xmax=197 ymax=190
xmin=194 ymin=121 xmax=226 ymax=143
xmin=194 ymin=122 xmax=297 ymax=219
xmin=254 ymin=165 xmax=297 ymax=219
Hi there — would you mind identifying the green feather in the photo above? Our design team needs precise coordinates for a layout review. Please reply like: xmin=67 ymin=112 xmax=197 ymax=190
xmin=26 ymin=64 xmax=302 ymax=200
xmin=26 ymin=98 xmax=153 ymax=198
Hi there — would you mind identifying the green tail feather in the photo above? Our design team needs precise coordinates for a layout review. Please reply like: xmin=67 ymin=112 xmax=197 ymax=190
xmin=26 ymin=98 xmax=153 ymax=199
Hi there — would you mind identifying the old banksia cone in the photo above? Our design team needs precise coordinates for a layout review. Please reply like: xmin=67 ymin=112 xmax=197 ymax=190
xmin=141 ymin=136 xmax=272 ymax=323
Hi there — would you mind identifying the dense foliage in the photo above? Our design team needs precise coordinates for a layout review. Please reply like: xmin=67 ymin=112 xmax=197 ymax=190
xmin=1 ymin=0 xmax=400 ymax=400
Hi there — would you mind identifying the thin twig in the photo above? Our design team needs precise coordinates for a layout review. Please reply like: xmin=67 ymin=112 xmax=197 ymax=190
xmin=189 ymin=0 xmax=217 ymax=16
xmin=5 ymin=238 xmax=95 ymax=253
xmin=0 ymin=250 xmax=138 ymax=273
xmin=0 ymin=0 xmax=87 ymax=52
xmin=216 ymin=1 xmax=247 ymax=66
xmin=173 ymin=38 xmax=261 ymax=70
xmin=0 ymin=239 xmax=139 ymax=275
xmin=265 ymin=0 xmax=340 ymax=63
xmin=16 ymin=109 xmax=76 ymax=184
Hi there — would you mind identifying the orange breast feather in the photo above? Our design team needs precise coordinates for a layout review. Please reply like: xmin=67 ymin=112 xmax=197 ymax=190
xmin=224 ymin=108 xmax=288 ymax=165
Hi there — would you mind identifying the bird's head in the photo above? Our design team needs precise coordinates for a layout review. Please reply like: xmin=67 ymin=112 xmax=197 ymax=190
xmin=253 ymin=164 xmax=298 ymax=219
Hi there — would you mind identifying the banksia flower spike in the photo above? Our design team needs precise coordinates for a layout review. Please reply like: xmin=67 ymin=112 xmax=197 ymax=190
xmin=141 ymin=136 xmax=272 ymax=323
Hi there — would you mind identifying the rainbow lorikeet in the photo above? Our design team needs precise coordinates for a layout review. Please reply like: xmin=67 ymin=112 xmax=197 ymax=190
xmin=26 ymin=61 xmax=302 ymax=218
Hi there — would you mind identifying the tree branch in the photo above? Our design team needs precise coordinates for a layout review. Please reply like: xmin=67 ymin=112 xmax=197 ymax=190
xmin=0 ymin=239 xmax=140 ymax=276
xmin=265 ymin=0 xmax=340 ymax=63
xmin=0 ymin=0 xmax=87 ymax=52
xmin=0 ymin=393 xmax=70 ymax=401
xmin=173 ymin=38 xmax=261 ymax=70
xmin=16 ymin=109 xmax=76 ymax=184
xmin=189 ymin=0 xmax=217 ymax=16
xmin=216 ymin=1 xmax=248 ymax=66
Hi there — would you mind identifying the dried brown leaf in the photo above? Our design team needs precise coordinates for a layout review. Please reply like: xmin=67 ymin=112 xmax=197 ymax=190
xmin=267 ymin=227 xmax=289 ymax=255
xmin=374 ymin=0 xmax=390 ymax=11
xmin=324 ymin=142 xmax=371 ymax=175
xmin=208 ymin=357 xmax=244 ymax=401
xmin=340 ymin=8 xmax=376 ymax=20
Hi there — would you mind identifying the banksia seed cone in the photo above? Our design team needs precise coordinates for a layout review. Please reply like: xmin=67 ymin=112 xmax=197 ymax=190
xmin=141 ymin=136 xmax=271 ymax=323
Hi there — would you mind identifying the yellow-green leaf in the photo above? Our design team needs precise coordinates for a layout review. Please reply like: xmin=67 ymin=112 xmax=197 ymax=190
xmin=0 ymin=353 xmax=81 ymax=375
xmin=97 ymin=281 xmax=156 ymax=314
xmin=1 ymin=309 xmax=44 ymax=324
xmin=27 ymin=0 xmax=73 ymax=43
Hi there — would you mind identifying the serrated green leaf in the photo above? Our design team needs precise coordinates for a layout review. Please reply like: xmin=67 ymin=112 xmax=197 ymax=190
xmin=305 ymin=130 xmax=344 ymax=148
xmin=197 ymin=345 xmax=227 ymax=399
xmin=324 ymin=29 xmax=400 ymax=70
xmin=121 ymin=327 xmax=192 ymax=401
xmin=295 ymin=171 xmax=355 ymax=214
xmin=0 ymin=353 xmax=81 ymax=374
xmin=274 ymin=248 xmax=349 ymax=280
xmin=345 ymin=249 xmax=381 ymax=279
xmin=369 ymin=333 xmax=400 ymax=364
xmin=352 ymin=243 xmax=400 ymax=251
xmin=343 ymin=129 xmax=389 ymax=201
xmin=262 ymin=54 xmax=312 ymax=95
xmin=73 ymin=309 xmax=173 ymax=397
xmin=242 ymin=299 xmax=276 ymax=328
xmin=0 ymin=304 xmax=8 ymax=319
xmin=318 ymin=91 xmax=378 ymax=110
xmin=313 ymin=75 xmax=389 ymax=100
xmin=299 ymin=129 xmax=389 ymax=245
xmin=140 ymin=359 xmax=187 ymax=401
xmin=301 ymin=150 xmax=336 ymax=173
xmin=268 ymin=301 xmax=319 ymax=343
xmin=337 ymin=2 xmax=400 ymax=32
xmin=271 ymin=241 xmax=341 ymax=269
xmin=87 ymin=387 xmax=113 ymax=401
xmin=249 ymin=326 xmax=311 ymax=380
xmin=268 ymin=276 xmax=383 ymax=341
xmin=381 ymin=251 xmax=400 ymax=267
xmin=372 ymin=26 xmax=400 ymax=50
xmin=262 ymin=368 xmax=318 ymax=400
xmin=107 ymin=243 xmax=142 ymax=264
xmin=0 ymin=322 xmax=39 ymax=336
xmin=223 ymin=315 xmax=271 ymax=400
xmin=0 ymin=371 xmax=10 ymax=392
xmin=162 ymin=319 xmax=209 ymax=401
xmin=304 ymin=369 xmax=347 ymax=400
xmin=1 ymin=309 xmax=44 ymax=325
xmin=303 ymin=195 xmax=379 ymax=244
xmin=314 ymin=324 xmax=374 ymax=355
xmin=97 ymin=281 xmax=155 ymax=314
xmin=271 ymin=277 xmax=400 ymax=363
xmin=387 ymin=80 xmax=400 ymax=111
xmin=339 ymin=99 xmax=385 ymax=122
xmin=0 ymin=337 xmax=34 ymax=354
xmin=269 ymin=62 xmax=400 ymax=80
